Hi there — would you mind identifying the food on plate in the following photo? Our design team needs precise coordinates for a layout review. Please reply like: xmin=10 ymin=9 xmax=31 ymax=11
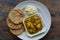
xmin=24 ymin=15 xmax=43 ymax=34
xmin=25 ymin=5 xmax=38 ymax=16
xmin=7 ymin=8 xmax=25 ymax=36
xmin=9 ymin=8 xmax=25 ymax=24
xmin=10 ymin=27 xmax=24 ymax=35
xmin=7 ymin=17 xmax=24 ymax=35
xmin=7 ymin=17 xmax=23 ymax=29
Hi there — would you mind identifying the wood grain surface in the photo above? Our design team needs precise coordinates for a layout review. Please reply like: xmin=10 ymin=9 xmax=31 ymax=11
xmin=0 ymin=0 xmax=60 ymax=40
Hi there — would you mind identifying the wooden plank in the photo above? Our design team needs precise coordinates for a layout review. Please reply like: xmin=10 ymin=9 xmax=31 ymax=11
xmin=0 ymin=0 xmax=60 ymax=40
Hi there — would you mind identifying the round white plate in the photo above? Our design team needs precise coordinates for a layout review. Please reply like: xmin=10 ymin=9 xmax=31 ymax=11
xmin=15 ymin=1 xmax=51 ymax=40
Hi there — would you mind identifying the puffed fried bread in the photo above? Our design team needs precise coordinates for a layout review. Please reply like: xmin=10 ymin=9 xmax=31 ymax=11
xmin=9 ymin=8 xmax=24 ymax=24
xmin=10 ymin=27 xmax=24 ymax=35
xmin=7 ymin=17 xmax=23 ymax=29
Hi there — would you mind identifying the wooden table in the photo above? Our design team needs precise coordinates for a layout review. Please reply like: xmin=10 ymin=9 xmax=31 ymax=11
xmin=0 ymin=0 xmax=60 ymax=40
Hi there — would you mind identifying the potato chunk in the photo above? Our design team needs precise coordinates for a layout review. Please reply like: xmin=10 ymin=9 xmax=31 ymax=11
xmin=36 ymin=23 xmax=42 ymax=29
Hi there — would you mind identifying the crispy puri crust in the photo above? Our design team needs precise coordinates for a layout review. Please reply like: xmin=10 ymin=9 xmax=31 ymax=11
xmin=10 ymin=27 xmax=24 ymax=36
xmin=7 ymin=17 xmax=23 ymax=29
xmin=9 ymin=8 xmax=24 ymax=24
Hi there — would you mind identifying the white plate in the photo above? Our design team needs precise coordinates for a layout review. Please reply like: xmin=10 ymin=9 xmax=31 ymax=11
xmin=15 ymin=1 xmax=51 ymax=40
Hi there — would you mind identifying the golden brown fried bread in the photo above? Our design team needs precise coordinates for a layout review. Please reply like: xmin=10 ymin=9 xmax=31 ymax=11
xmin=7 ymin=17 xmax=23 ymax=29
xmin=9 ymin=8 xmax=24 ymax=24
xmin=10 ymin=27 xmax=24 ymax=35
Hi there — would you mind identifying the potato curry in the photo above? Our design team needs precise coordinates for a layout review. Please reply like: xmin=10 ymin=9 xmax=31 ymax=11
xmin=24 ymin=15 xmax=43 ymax=34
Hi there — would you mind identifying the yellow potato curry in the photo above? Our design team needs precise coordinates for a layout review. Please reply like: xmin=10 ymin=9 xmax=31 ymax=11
xmin=24 ymin=15 xmax=43 ymax=34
